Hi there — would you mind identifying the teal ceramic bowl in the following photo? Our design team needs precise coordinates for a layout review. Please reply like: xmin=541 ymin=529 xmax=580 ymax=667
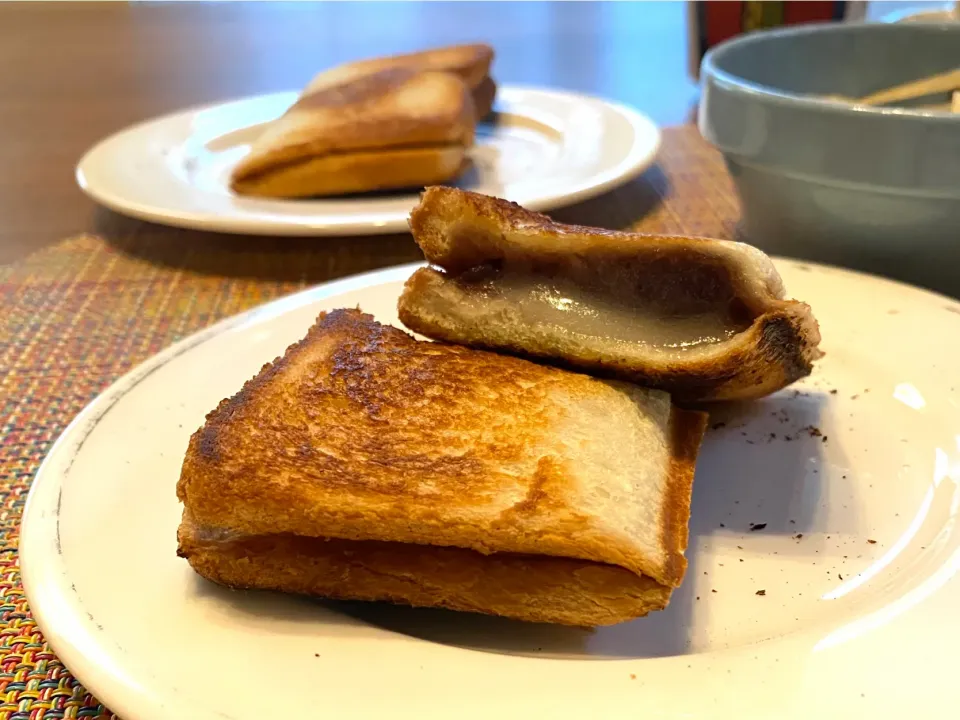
xmin=699 ymin=22 xmax=960 ymax=296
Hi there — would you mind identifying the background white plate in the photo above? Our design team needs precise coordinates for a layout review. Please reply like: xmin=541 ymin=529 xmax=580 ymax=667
xmin=21 ymin=261 xmax=960 ymax=719
xmin=76 ymin=87 xmax=660 ymax=236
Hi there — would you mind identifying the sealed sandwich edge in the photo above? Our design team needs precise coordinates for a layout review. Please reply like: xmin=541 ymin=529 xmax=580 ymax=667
xmin=176 ymin=513 xmax=674 ymax=627
xmin=658 ymin=407 xmax=709 ymax=587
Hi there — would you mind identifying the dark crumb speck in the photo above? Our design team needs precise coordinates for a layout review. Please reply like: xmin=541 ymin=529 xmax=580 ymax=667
xmin=711 ymin=422 xmax=726 ymax=430
xmin=769 ymin=433 xmax=777 ymax=441
xmin=802 ymin=425 xmax=823 ymax=438
xmin=794 ymin=533 xmax=803 ymax=540
xmin=746 ymin=440 xmax=755 ymax=444
xmin=696 ymin=596 xmax=700 ymax=600
xmin=830 ymin=389 xmax=838 ymax=394
xmin=867 ymin=539 xmax=877 ymax=544
xmin=790 ymin=519 xmax=796 ymax=524
xmin=739 ymin=558 xmax=744 ymax=562
xmin=711 ymin=589 xmax=717 ymax=593
xmin=838 ymin=574 xmax=843 ymax=580
xmin=851 ymin=394 xmax=859 ymax=400
xmin=750 ymin=523 xmax=767 ymax=531
xmin=822 ymin=436 xmax=828 ymax=443
xmin=737 ymin=545 xmax=743 ymax=550
xmin=720 ymin=523 xmax=725 ymax=528
xmin=314 ymin=653 xmax=320 ymax=658
xmin=755 ymin=589 xmax=766 ymax=596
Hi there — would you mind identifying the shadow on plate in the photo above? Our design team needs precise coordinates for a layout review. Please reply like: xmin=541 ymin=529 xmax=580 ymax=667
xmin=692 ymin=389 xmax=842 ymax=539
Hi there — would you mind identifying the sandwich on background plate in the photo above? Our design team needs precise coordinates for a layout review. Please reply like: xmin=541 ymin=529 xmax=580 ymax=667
xmin=177 ymin=309 xmax=708 ymax=626
xmin=325 ymin=43 xmax=497 ymax=119
xmin=230 ymin=68 xmax=475 ymax=199
xmin=398 ymin=187 xmax=823 ymax=403
xmin=230 ymin=43 xmax=496 ymax=199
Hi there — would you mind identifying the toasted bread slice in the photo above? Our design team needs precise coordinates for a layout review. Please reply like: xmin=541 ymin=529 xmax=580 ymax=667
xmin=231 ymin=146 xmax=467 ymax=199
xmin=177 ymin=309 xmax=707 ymax=597
xmin=177 ymin=518 xmax=673 ymax=626
xmin=470 ymin=76 xmax=498 ymax=120
xmin=231 ymin=69 xmax=475 ymax=197
xmin=322 ymin=43 xmax=496 ymax=118
xmin=398 ymin=187 xmax=823 ymax=403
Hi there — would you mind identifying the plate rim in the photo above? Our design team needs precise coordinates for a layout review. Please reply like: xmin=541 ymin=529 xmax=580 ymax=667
xmin=20 ymin=258 xmax=960 ymax=718
xmin=75 ymin=85 xmax=661 ymax=237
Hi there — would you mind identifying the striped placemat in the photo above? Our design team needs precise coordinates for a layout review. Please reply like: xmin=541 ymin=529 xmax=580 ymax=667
xmin=0 ymin=124 xmax=737 ymax=718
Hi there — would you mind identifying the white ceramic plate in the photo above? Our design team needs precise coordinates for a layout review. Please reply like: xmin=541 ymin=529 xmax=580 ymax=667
xmin=75 ymin=87 xmax=660 ymax=236
xmin=21 ymin=260 xmax=960 ymax=719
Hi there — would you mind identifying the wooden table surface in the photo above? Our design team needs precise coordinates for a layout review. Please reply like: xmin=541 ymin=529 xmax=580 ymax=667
xmin=0 ymin=0 xmax=697 ymax=268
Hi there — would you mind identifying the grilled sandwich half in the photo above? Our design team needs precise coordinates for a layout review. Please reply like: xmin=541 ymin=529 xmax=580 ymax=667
xmin=177 ymin=309 xmax=707 ymax=626
xmin=231 ymin=68 xmax=475 ymax=198
xmin=398 ymin=187 xmax=823 ymax=403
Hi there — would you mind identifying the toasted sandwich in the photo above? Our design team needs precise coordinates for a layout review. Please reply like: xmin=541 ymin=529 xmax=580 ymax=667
xmin=230 ymin=68 xmax=475 ymax=198
xmin=322 ymin=43 xmax=497 ymax=119
xmin=177 ymin=309 xmax=707 ymax=626
xmin=398 ymin=187 xmax=823 ymax=403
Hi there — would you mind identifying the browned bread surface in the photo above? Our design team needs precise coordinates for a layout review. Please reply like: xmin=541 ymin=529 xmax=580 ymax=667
xmin=177 ymin=309 xmax=707 ymax=588
xmin=177 ymin=518 xmax=672 ymax=627
xmin=398 ymin=186 xmax=823 ymax=403
xmin=336 ymin=43 xmax=494 ymax=91
xmin=470 ymin=75 xmax=498 ymax=119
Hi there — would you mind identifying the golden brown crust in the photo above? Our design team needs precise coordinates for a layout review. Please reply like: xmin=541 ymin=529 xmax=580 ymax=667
xmin=231 ymin=70 xmax=475 ymax=190
xmin=177 ymin=309 xmax=704 ymax=587
xmin=399 ymin=187 xmax=823 ymax=403
xmin=230 ymin=146 xmax=467 ymax=198
xmin=471 ymin=76 xmax=498 ymax=119
xmin=342 ymin=43 xmax=494 ymax=90
xmin=177 ymin=516 xmax=671 ymax=626
xmin=660 ymin=408 xmax=708 ymax=584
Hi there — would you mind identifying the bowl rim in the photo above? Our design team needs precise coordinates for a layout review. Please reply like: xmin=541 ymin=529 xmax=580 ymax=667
xmin=701 ymin=21 xmax=960 ymax=122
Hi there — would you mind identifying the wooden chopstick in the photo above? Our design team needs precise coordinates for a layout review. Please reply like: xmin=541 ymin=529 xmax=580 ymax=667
xmin=856 ymin=67 xmax=960 ymax=106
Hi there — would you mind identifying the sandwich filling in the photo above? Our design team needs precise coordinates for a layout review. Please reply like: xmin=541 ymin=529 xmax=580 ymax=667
xmin=444 ymin=256 xmax=758 ymax=353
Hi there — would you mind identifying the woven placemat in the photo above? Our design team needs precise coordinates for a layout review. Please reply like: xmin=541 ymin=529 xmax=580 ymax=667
xmin=0 ymin=125 xmax=737 ymax=718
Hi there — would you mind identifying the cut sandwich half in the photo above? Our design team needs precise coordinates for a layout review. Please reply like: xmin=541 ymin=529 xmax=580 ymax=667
xmin=398 ymin=187 xmax=824 ymax=403
xmin=322 ymin=43 xmax=497 ymax=119
xmin=177 ymin=309 xmax=707 ymax=626
xmin=230 ymin=68 xmax=475 ymax=198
